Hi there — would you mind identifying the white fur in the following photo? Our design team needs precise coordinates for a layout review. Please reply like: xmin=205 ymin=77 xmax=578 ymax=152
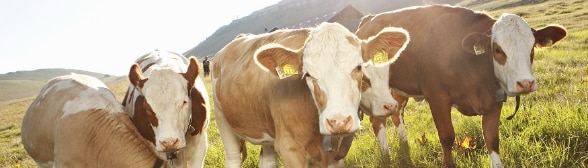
xmin=46 ymin=74 xmax=121 ymax=118
xmin=123 ymin=50 xmax=209 ymax=167
xmin=375 ymin=123 xmax=389 ymax=156
xmin=141 ymin=69 xmax=191 ymax=151
xmin=490 ymin=151 xmax=503 ymax=168
xmin=302 ymin=23 xmax=364 ymax=135
xmin=360 ymin=64 xmax=398 ymax=117
xmin=259 ymin=144 xmax=279 ymax=168
xmin=396 ymin=115 xmax=408 ymax=142
xmin=492 ymin=13 xmax=537 ymax=95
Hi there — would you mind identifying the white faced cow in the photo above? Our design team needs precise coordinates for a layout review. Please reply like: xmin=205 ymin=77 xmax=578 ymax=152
xmin=122 ymin=50 xmax=210 ymax=167
xmin=355 ymin=4 xmax=567 ymax=168
xmin=212 ymin=22 xmax=409 ymax=167
xmin=21 ymin=74 xmax=170 ymax=168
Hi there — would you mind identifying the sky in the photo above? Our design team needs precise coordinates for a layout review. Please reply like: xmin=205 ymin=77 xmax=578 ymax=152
xmin=0 ymin=0 xmax=280 ymax=76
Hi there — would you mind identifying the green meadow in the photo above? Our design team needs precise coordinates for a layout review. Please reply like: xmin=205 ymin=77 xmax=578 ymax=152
xmin=1 ymin=0 xmax=587 ymax=167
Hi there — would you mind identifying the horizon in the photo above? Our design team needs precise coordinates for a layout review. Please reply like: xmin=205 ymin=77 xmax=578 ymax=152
xmin=0 ymin=0 xmax=280 ymax=76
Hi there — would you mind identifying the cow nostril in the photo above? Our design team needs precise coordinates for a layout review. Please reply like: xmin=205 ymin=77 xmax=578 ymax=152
xmin=325 ymin=116 xmax=353 ymax=135
xmin=159 ymin=138 xmax=180 ymax=151
xmin=516 ymin=80 xmax=535 ymax=92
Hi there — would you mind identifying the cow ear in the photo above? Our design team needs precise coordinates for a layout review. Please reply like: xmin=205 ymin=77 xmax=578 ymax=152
xmin=183 ymin=57 xmax=199 ymax=88
xmin=254 ymin=43 xmax=302 ymax=79
xmin=362 ymin=27 xmax=409 ymax=66
xmin=533 ymin=24 xmax=567 ymax=48
xmin=461 ymin=32 xmax=489 ymax=55
xmin=128 ymin=63 xmax=147 ymax=89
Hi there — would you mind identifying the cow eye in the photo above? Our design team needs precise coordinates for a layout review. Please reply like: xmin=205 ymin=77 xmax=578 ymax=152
xmin=355 ymin=65 xmax=362 ymax=71
xmin=304 ymin=73 xmax=314 ymax=79
xmin=494 ymin=47 xmax=502 ymax=54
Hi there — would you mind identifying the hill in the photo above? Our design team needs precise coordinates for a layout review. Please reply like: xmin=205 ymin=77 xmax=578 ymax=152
xmin=0 ymin=69 xmax=125 ymax=104
xmin=183 ymin=0 xmax=429 ymax=58
xmin=182 ymin=0 xmax=579 ymax=59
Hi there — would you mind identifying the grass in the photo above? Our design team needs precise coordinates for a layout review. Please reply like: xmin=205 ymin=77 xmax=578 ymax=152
xmin=1 ymin=0 xmax=587 ymax=167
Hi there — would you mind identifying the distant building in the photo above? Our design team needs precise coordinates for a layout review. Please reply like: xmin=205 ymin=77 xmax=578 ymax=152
xmin=327 ymin=4 xmax=364 ymax=32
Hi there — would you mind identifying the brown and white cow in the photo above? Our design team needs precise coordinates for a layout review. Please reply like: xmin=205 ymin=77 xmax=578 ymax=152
xmin=122 ymin=50 xmax=210 ymax=167
xmin=355 ymin=4 xmax=567 ymax=168
xmin=21 ymin=74 xmax=170 ymax=168
xmin=212 ymin=22 xmax=409 ymax=167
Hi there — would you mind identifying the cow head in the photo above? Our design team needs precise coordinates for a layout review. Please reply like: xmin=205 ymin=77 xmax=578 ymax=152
xmin=462 ymin=13 xmax=566 ymax=96
xmin=128 ymin=57 xmax=200 ymax=152
xmin=255 ymin=23 xmax=409 ymax=135
xmin=359 ymin=64 xmax=398 ymax=117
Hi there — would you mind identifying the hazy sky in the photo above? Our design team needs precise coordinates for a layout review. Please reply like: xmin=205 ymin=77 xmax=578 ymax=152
xmin=0 ymin=0 xmax=280 ymax=76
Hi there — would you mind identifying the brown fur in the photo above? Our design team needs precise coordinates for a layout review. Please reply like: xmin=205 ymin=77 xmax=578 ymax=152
xmin=214 ymin=28 xmax=343 ymax=167
xmin=356 ymin=4 xmax=567 ymax=167
xmin=132 ymin=95 xmax=157 ymax=143
xmin=21 ymin=75 xmax=168 ymax=168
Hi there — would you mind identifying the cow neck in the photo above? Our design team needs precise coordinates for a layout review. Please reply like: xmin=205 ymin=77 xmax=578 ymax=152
xmin=322 ymin=134 xmax=354 ymax=159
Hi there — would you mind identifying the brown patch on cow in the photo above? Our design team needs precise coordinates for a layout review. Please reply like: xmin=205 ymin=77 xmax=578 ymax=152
xmin=255 ymin=47 xmax=302 ymax=77
xmin=346 ymin=36 xmax=359 ymax=47
xmin=492 ymin=43 xmax=507 ymax=65
xmin=132 ymin=95 xmax=156 ymax=144
xmin=350 ymin=66 xmax=365 ymax=91
xmin=360 ymin=75 xmax=371 ymax=92
xmin=533 ymin=25 xmax=567 ymax=48
xmin=183 ymin=57 xmax=200 ymax=91
xmin=360 ymin=30 xmax=409 ymax=63
xmin=129 ymin=64 xmax=147 ymax=89
xmin=141 ymin=63 xmax=155 ymax=73
xmin=189 ymin=87 xmax=207 ymax=136
xmin=312 ymin=80 xmax=327 ymax=112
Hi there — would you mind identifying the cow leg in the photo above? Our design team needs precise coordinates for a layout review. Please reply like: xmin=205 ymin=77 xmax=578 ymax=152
xmin=482 ymin=103 xmax=503 ymax=168
xmin=370 ymin=116 xmax=390 ymax=166
xmin=214 ymin=109 xmax=246 ymax=168
xmin=184 ymin=131 xmax=208 ymax=168
xmin=259 ymin=144 xmax=278 ymax=168
xmin=274 ymin=136 xmax=306 ymax=168
xmin=391 ymin=92 xmax=409 ymax=142
xmin=428 ymin=99 xmax=455 ymax=168
xmin=390 ymin=92 xmax=412 ymax=167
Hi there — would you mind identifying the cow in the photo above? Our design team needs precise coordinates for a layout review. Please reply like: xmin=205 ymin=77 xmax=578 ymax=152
xmin=212 ymin=22 xmax=410 ymax=167
xmin=355 ymin=4 xmax=567 ymax=168
xmin=122 ymin=50 xmax=210 ymax=167
xmin=21 ymin=74 xmax=170 ymax=168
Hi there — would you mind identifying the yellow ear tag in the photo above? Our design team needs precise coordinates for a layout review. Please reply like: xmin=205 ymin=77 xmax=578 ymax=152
xmin=473 ymin=44 xmax=485 ymax=55
xmin=276 ymin=64 xmax=299 ymax=79
xmin=373 ymin=50 xmax=388 ymax=65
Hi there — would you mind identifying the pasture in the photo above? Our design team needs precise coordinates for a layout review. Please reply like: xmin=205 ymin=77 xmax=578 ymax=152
xmin=1 ymin=0 xmax=587 ymax=167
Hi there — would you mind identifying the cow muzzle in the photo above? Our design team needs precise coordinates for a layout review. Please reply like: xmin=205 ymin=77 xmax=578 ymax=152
xmin=324 ymin=116 xmax=355 ymax=135
xmin=158 ymin=138 xmax=182 ymax=152
xmin=515 ymin=79 xmax=536 ymax=94
xmin=380 ymin=102 xmax=399 ymax=117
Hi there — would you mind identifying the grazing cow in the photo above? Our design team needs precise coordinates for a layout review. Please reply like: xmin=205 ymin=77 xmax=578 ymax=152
xmin=212 ymin=22 xmax=409 ymax=167
xmin=355 ymin=4 xmax=567 ymax=168
xmin=21 ymin=74 xmax=170 ymax=168
xmin=122 ymin=50 xmax=210 ymax=167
